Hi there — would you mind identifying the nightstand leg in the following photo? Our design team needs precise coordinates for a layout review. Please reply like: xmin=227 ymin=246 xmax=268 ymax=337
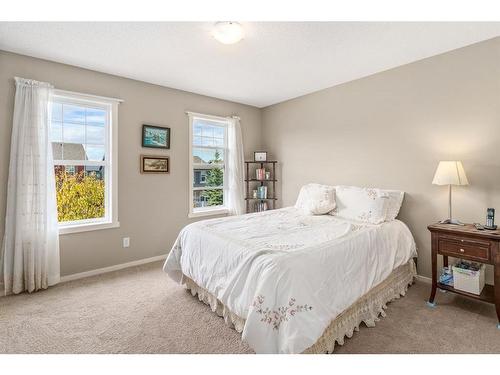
xmin=428 ymin=285 xmax=437 ymax=307
xmin=428 ymin=233 xmax=438 ymax=306
xmin=494 ymin=261 xmax=500 ymax=326
xmin=440 ymin=255 xmax=449 ymax=294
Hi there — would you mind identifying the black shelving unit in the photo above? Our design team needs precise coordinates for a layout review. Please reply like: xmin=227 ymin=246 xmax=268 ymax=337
xmin=244 ymin=160 xmax=278 ymax=213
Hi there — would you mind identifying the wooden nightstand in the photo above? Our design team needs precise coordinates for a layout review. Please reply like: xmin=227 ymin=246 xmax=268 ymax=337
xmin=427 ymin=223 xmax=500 ymax=328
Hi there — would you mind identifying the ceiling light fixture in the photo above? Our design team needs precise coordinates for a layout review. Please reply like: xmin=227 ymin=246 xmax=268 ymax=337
xmin=212 ymin=22 xmax=244 ymax=45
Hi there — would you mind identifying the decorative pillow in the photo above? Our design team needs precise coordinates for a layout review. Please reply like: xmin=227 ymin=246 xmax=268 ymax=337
xmin=381 ymin=189 xmax=404 ymax=221
xmin=331 ymin=185 xmax=390 ymax=224
xmin=295 ymin=183 xmax=336 ymax=215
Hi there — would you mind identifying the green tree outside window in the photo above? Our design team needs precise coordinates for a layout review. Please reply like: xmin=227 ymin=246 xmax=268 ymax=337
xmin=201 ymin=150 xmax=224 ymax=206
xmin=55 ymin=170 xmax=105 ymax=222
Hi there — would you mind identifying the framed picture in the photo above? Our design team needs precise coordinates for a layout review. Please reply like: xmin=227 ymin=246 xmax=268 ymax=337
xmin=140 ymin=155 xmax=169 ymax=174
xmin=254 ymin=151 xmax=267 ymax=162
xmin=142 ymin=124 xmax=170 ymax=149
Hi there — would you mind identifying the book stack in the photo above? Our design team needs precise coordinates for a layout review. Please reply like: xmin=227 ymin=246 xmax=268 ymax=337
xmin=257 ymin=186 xmax=267 ymax=199
xmin=255 ymin=168 xmax=266 ymax=180
xmin=255 ymin=201 xmax=268 ymax=212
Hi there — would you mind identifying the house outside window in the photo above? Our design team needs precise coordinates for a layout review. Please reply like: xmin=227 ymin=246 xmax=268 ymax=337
xmin=50 ymin=90 xmax=120 ymax=234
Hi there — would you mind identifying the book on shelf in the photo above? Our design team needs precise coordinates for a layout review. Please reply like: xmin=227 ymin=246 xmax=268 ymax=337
xmin=257 ymin=186 xmax=267 ymax=199
xmin=255 ymin=168 xmax=266 ymax=180
xmin=254 ymin=201 xmax=268 ymax=212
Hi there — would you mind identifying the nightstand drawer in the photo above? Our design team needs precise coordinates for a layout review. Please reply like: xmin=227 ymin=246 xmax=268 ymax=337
xmin=438 ymin=237 xmax=490 ymax=261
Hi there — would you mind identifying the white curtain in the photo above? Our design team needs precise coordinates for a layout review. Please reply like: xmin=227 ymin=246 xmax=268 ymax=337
xmin=226 ymin=116 xmax=246 ymax=215
xmin=1 ymin=77 xmax=60 ymax=295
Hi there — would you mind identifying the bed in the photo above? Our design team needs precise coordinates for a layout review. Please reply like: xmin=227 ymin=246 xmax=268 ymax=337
xmin=163 ymin=204 xmax=417 ymax=354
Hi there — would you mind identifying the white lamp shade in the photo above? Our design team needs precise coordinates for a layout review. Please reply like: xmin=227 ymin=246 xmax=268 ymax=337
xmin=432 ymin=161 xmax=469 ymax=186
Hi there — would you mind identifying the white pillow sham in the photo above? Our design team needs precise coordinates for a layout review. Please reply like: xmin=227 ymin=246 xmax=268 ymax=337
xmin=331 ymin=185 xmax=390 ymax=224
xmin=295 ymin=183 xmax=336 ymax=215
xmin=381 ymin=189 xmax=404 ymax=221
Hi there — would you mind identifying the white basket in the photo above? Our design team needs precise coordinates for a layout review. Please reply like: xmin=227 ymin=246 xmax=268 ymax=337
xmin=452 ymin=263 xmax=485 ymax=295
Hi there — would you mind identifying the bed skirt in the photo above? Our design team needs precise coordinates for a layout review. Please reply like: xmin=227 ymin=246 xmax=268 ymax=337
xmin=183 ymin=259 xmax=416 ymax=354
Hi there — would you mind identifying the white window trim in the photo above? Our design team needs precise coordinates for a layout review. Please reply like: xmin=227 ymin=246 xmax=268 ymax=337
xmin=52 ymin=89 xmax=121 ymax=235
xmin=187 ymin=112 xmax=230 ymax=219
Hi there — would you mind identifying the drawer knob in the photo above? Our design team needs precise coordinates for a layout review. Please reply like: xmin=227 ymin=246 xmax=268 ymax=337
xmin=459 ymin=248 xmax=465 ymax=253
xmin=461 ymin=239 xmax=464 ymax=242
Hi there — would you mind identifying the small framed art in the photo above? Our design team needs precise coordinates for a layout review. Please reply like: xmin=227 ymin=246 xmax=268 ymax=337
xmin=140 ymin=155 xmax=169 ymax=174
xmin=142 ymin=124 xmax=170 ymax=149
xmin=254 ymin=151 xmax=267 ymax=162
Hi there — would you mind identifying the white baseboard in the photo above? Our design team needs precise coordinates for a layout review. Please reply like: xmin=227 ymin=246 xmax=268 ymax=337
xmin=60 ymin=254 xmax=168 ymax=283
xmin=414 ymin=274 xmax=432 ymax=284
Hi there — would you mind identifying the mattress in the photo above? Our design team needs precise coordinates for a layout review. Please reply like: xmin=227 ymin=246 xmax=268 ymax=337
xmin=163 ymin=207 xmax=417 ymax=353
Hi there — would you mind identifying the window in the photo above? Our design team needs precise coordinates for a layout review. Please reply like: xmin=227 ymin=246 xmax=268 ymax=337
xmin=200 ymin=172 xmax=207 ymax=184
xmin=50 ymin=90 xmax=120 ymax=234
xmin=188 ymin=113 xmax=229 ymax=218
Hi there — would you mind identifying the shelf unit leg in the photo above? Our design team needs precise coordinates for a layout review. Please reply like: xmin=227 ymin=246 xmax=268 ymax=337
xmin=272 ymin=162 xmax=276 ymax=210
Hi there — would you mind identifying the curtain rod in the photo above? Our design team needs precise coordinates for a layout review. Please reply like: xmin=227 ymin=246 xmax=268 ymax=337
xmin=185 ymin=111 xmax=239 ymax=121
xmin=14 ymin=77 xmax=124 ymax=103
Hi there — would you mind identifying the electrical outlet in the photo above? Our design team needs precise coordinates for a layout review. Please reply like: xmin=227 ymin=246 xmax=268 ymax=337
xmin=122 ymin=237 xmax=130 ymax=248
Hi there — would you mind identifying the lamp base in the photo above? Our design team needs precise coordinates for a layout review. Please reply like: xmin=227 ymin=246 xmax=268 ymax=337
xmin=439 ymin=218 xmax=465 ymax=226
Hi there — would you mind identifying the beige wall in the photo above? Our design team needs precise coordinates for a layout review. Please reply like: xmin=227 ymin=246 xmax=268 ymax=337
xmin=0 ymin=51 xmax=262 ymax=276
xmin=2 ymin=38 xmax=499 ymax=281
xmin=262 ymin=37 xmax=500 ymax=282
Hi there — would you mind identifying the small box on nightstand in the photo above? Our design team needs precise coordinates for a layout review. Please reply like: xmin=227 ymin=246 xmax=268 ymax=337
xmin=452 ymin=262 xmax=485 ymax=295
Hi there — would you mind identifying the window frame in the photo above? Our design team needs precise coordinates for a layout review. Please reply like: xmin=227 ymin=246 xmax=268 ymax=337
xmin=51 ymin=89 xmax=121 ymax=234
xmin=188 ymin=112 xmax=230 ymax=218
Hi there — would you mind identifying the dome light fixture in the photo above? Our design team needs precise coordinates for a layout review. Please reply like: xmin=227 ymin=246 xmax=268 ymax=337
xmin=212 ymin=22 xmax=244 ymax=45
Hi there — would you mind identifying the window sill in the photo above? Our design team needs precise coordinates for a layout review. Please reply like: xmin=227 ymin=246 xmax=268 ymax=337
xmin=188 ymin=208 xmax=229 ymax=219
xmin=59 ymin=221 xmax=120 ymax=235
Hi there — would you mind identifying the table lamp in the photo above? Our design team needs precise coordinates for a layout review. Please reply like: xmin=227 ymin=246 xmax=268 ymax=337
xmin=432 ymin=161 xmax=469 ymax=225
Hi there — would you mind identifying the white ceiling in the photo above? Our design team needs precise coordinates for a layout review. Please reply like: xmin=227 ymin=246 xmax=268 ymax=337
xmin=1 ymin=22 xmax=499 ymax=108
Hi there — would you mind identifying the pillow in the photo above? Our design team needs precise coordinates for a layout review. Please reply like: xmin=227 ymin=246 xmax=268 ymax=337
xmin=295 ymin=183 xmax=336 ymax=215
xmin=331 ymin=185 xmax=390 ymax=224
xmin=381 ymin=189 xmax=404 ymax=221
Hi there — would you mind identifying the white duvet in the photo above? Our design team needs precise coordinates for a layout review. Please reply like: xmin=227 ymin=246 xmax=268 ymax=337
xmin=163 ymin=207 xmax=417 ymax=353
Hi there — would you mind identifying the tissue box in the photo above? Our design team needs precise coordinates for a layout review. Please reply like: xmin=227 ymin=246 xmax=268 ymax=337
xmin=452 ymin=262 xmax=485 ymax=295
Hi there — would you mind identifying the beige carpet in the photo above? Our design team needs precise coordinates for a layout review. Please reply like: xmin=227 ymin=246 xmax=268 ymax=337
xmin=0 ymin=261 xmax=499 ymax=354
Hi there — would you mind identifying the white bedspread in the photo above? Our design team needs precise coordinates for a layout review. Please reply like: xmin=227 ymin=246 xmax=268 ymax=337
xmin=163 ymin=207 xmax=417 ymax=353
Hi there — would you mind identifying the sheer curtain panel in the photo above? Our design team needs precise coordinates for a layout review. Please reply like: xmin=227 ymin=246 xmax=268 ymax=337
xmin=1 ymin=77 xmax=60 ymax=295
xmin=226 ymin=116 xmax=245 ymax=215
